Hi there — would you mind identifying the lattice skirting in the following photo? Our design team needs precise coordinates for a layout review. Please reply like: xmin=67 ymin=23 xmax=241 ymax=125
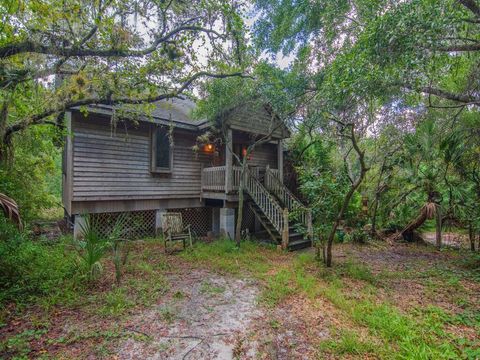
xmin=88 ymin=206 xmax=255 ymax=240
xmin=238 ymin=204 xmax=256 ymax=233
xmin=167 ymin=207 xmax=212 ymax=236
xmin=90 ymin=210 xmax=155 ymax=239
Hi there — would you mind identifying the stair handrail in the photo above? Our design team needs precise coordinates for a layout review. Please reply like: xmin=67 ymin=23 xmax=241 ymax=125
xmin=243 ymin=168 xmax=286 ymax=236
xmin=265 ymin=167 xmax=313 ymax=237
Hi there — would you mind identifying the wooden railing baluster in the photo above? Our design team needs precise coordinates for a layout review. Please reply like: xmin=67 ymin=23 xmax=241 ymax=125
xmin=264 ymin=167 xmax=313 ymax=238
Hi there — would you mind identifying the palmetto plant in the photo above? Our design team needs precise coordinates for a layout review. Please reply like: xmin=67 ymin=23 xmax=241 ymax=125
xmin=75 ymin=215 xmax=111 ymax=282
xmin=74 ymin=214 xmax=128 ymax=284
xmin=109 ymin=214 xmax=128 ymax=286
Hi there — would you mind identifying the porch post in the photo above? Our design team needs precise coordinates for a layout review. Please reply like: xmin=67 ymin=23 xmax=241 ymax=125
xmin=225 ymin=128 xmax=233 ymax=193
xmin=277 ymin=139 xmax=284 ymax=182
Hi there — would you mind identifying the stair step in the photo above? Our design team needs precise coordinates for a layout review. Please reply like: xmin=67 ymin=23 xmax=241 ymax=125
xmin=289 ymin=232 xmax=303 ymax=238
xmin=287 ymin=239 xmax=312 ymax=251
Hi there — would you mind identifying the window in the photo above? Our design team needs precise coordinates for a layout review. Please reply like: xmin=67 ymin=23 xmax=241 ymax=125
xmin=151 ymin=126 xmax=173 ymax=173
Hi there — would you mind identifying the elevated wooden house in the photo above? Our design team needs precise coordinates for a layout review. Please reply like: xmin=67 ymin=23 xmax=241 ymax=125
xmin=62 ymin=98 xmax=312 ymax=249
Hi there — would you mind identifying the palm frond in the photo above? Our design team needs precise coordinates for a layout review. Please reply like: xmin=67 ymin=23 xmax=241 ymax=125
xmin=0 ymin=193 xmax=23 ymax=230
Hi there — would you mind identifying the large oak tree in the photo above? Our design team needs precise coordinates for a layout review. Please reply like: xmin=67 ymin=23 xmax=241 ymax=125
xmin=0 ymin=0 xmax=248 ymax=156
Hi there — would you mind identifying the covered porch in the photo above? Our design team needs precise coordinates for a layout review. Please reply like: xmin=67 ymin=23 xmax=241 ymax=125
xmin=200 ymin=127 xmax=284 ymax=200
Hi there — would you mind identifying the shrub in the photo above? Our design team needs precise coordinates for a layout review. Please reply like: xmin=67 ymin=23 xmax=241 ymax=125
xmin=344 ymin=229 xmax=370 ymax=244
xmin=0 ymin=218 xmax=78 ymax=305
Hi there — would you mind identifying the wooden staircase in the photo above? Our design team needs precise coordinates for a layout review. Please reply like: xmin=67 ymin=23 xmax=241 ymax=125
xmin=244 ymin=168 xmax=312 ymax=250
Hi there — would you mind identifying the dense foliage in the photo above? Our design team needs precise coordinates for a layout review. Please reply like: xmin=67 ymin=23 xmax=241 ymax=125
xmin=251 ymin=0 xmax=480 ymax=262
xmin=0 ymin=218 xmax=78 ymax=305
xmin=0 ymin=126 xmax=61 ymax=221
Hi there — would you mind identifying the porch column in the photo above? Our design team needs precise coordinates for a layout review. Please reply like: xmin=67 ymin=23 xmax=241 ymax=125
xmin=277 ymin=139 xmax=284 ymax=182
xmin=225 ymin=128 xmax=233 ymax=193
xmin=219 ymin=207 xmax=235 ymax=239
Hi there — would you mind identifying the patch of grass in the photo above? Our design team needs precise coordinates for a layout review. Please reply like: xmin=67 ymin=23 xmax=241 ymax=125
xmin=315 ymin=274 xmax=464 ymax=359
xmin=200 ymin=281 xmax=225 ymax=295
xmin=173 ymin=291 xmax=185 ymax=300
xmin=267 ymin=253 xmax=472 ymax=359
xmin=97 ymin=288 xmax=134 ymax=316
xmin=128 ymin=273 xmax=169 ymax=306
xmin=450 ymin=308 xmax=480 ymax=328
xmin=319 ymin=329 xmax=378 ymax=356
xmin=159 ymin=305 xmax=176 ymax=324
xmin=50 ymin=326 xmax=134 ymax=347
xmin=337 ymin=259 xmax=377 ymax=285
xmin=261 ymin=269 xmax=296 ymax=307
xmin=180 ymin=239 xmax=274 ymax=276
xmin=0 ymin=328 xmax=47 ymax=358
xmin=134 ymin=260 xmax=154 ymax=275
xmin=269 ymin=319 xmax=281 ymax=329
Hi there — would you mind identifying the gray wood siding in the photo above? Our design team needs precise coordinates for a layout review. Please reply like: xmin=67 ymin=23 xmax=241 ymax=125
xmin=71 ymin=112 xmax=212 ymax=201
xmin=249 ymin=143 xmax=278 ymax=169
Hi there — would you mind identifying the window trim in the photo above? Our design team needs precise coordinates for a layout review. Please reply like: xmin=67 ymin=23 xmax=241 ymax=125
xmin=151 ymin=126 xmax=173 ymax=174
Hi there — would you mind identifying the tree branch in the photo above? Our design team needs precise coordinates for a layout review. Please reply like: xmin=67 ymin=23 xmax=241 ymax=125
xmin=3 ymin=71 xmax=246 ymax=142
xmin=457 ymin=0 xmax=480 ymax=17
xmin=0 ymin=26 xmax=224 ymax=59
xmin=437 ymin=43 xmax=480 ymax=52
xmin=403 ymin=84 xmax=480 ymax=105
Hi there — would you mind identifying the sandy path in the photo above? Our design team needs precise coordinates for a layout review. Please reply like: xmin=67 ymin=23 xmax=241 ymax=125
xmin=117 ymin=269 xmax=262 ymax=359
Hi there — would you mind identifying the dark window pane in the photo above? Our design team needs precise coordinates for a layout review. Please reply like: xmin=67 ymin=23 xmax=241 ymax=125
xmin=155 ymin=128 xmax=170 ymax=169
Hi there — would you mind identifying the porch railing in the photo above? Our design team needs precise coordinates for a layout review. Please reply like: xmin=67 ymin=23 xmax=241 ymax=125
xmin=244 ymin=168 xmax=286 ymax=241
xmin=265 ymin=167 xmax=313 ymax=237
xmin=202 ymin=166 xmax=265 ymax=192
xmin=202 ymin=166 xmax=226 ymax=191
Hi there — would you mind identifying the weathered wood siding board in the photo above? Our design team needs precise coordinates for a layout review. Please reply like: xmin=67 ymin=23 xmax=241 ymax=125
xmin=226 ymin=102 xmax=289 ymax=139
xmin=71 ymin=112 xmax=212 ymax=202
xmin=248 ymin=143 xmax=278 ymax=169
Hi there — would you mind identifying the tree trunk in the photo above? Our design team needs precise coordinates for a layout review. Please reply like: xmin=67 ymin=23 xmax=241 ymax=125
xmin=234 ymin=159 xmax=247 ymax=246
xmin=326 ymin=188 xmax=356 ymax=267
xmin=469 ymin=223 xmax=475 ymax=251
xmin=371 ymin=161 xmax=386 ymax=237
xmin=435 ymin=205 xmax=442 ymax=249
xmin=393 ymin=206 xmax=428 ymax=241
xmin=371 ymin=191 xmax=381 ymax=237
xmin=325 ymin=123 xmax=368 ymax=267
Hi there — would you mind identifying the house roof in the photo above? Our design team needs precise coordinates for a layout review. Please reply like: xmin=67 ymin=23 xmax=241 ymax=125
xmin=75 ymin=97 xmax=208 ymax=131
xmin=74 ymin=97 xmax=290 ymax=138
xmin=149 ymin=98 xmax=202 ymax=125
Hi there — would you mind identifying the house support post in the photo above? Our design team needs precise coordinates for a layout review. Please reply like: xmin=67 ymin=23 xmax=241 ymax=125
xmin=212 ymin=207 xmax=220 ymax=235
xmin=225 ymin=128 xmax=233 ymax=193
xmin=155 ymin=208 xmax=167 ymax=235
xmin=73 ymin=214 xmax=87 ymax=239
xmin=220 ymin=207 xmax=235 ymax=240
xmin=277 ymin=139 xmax=284 ymax=182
